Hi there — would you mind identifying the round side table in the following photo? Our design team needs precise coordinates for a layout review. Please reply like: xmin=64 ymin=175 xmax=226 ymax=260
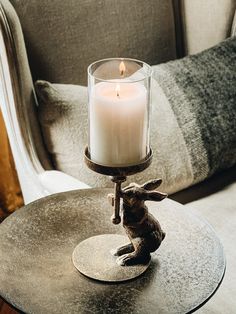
xmin=0 ymin=189 xmax=225 ymax=314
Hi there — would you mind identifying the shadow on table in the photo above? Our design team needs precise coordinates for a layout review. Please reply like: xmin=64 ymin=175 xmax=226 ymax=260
xmin=78 ymin=259 xmax=161 ymax=314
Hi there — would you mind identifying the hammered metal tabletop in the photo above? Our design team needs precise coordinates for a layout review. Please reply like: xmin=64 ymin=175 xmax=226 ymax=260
xmin=0 ymin=188 xmax=225 ymax=314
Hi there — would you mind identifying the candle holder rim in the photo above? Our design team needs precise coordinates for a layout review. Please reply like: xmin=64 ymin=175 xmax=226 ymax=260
xmin=87 ymin=57 xmax=153 ymax=84
xmin=84 ymin=146 xmax=152 ymax=177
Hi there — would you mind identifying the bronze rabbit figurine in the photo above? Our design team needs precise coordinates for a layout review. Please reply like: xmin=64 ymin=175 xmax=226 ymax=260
xmin=110 ymin=179 xmax=167 ymax=266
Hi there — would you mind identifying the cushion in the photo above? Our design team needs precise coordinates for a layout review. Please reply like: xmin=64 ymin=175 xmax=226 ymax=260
xmin=9 ymin=0 xmax=176 ymax=86
xmin=153 ymin=36 xmax=236 ymax=186
xmin=35 ymin=80 xmax=191 ymax=194
xmin=35 ymin=37 xmax=236 ymax=194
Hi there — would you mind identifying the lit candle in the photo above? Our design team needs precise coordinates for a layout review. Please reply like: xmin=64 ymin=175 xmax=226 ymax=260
xmin=89 ymin=62 xmax=148 ymax=166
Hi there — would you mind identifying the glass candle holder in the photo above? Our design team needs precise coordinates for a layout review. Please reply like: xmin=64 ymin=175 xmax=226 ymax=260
xmin=88 ymin=58 xmax=152 ymax=167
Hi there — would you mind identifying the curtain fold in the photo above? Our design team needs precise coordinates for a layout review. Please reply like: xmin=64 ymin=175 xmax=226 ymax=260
xmin=0 ymin=110 xmax=23 ymax=222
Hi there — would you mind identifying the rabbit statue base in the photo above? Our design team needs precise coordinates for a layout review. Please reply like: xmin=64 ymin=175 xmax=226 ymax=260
xmin=72 ymin=233 xmax=151 ymax=282
xmin=72 ymin=177 xmax=167 ymax=282
xmin=72 ymin=148 xmax=167 ymax=282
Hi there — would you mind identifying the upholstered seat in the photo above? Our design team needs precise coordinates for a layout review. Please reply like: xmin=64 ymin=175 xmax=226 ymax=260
xmin=0 ymin=0 xmax=235 ymax=203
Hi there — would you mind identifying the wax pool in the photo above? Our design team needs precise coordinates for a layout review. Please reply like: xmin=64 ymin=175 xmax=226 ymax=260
xmin=89 ymin=81 xmax=148 ymax=166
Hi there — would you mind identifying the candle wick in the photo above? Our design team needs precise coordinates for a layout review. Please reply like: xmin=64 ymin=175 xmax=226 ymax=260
xmin=117 ymin=90 xmax=120 ymax=98
xmin=120 ymin=70 xmax=124 ymax=77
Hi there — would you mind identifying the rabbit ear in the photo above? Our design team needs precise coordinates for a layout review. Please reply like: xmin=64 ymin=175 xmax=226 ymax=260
xmin=123 ymin=182 xmax=139 ymax=191
xmin=141 ymin=179 xmax=162 ymax=191
xmin=144 ymin=191 xmax=167 ymax=202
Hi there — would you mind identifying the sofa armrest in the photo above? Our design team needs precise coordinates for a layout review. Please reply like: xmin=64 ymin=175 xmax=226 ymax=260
xmin=0 ymin=2 xmax=53 ymax=204
xmin=38 ymin=170 xmax=90 ymax=195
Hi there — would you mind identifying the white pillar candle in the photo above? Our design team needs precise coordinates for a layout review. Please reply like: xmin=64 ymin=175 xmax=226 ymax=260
xmin=89 ymin=81 xmax=148 ymax=166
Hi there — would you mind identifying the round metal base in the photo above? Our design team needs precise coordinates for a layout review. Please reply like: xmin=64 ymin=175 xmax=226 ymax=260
xmin=72 ymin=234 xmax=150 ymax=282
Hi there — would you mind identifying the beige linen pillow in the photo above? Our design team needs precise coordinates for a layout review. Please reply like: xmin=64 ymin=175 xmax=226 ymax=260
xmin=35 ymin=80 xmax=191 ymax=194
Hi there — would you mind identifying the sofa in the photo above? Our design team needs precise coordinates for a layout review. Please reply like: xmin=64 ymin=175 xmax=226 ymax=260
xmin=0 ymin=0 xmax=235 ymax=313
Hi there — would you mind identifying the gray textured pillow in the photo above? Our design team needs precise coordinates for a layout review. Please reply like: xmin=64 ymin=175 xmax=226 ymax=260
xmin=153 ymin=36 xmax=236 ymax=186
xmin=35 ymin=37 xmax=236 ymax=194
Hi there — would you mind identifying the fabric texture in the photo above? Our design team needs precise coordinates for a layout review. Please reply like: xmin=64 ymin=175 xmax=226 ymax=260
xmin=181 ymin=0 xmax=236 ymax=54
xmin=0 ymin=0 xmax=51 ymax=171
xmin=153 ymin=37 xmax=236 ymax=186
xmin=35 ymin=37 xmax=236 ymax=194
xmin=9 ymin=0 xmax=176 ymax=86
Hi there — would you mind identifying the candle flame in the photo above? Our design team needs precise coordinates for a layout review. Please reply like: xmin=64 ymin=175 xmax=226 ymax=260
xmin=119 ymin=61 xmax=126 ymax=77
xmin=116 ymin=84 xmax=120 ymax=98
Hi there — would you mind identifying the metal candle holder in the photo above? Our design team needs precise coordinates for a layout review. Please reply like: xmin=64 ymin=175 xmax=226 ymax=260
xmin=72 ymin=58 xmax=167 ymax=282
xmin=72 ymin=147 xmax=167 ymax=282
xmin=84 ymin=146 xmax=153 ymax=225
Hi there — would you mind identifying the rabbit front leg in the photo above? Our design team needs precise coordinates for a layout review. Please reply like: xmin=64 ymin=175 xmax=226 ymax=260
xmin=116 ymin=237 xmax=150 ymax=266
xmin=110 ymin=243 xmax=134 ymax=256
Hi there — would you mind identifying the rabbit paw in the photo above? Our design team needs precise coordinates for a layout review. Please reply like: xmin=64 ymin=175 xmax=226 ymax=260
xmin=116 ymin=253 xmax=133 ymax=266
xmin=110 ymin=243 xmax=134 ymax=257
xmin=116 ymin=253 xmax=151 ymax=266
xmin=110 ymin=248 xmax=119 ymax=256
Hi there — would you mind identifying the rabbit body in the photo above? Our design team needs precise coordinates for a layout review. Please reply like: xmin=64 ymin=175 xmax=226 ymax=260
xmin=111 ymin=179 xmax=167 ymax=266
xmin=123 ymin=204 xmax=165 ymax=252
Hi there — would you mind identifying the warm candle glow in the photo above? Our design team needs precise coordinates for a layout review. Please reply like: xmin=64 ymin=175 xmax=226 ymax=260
xmin=116 ymin=84 xmax=120 ymax=97
xmin=119 ymin=61 xmax=126 ymax=77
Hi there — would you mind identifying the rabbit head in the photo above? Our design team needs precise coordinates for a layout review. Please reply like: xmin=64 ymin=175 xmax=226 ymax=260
xmin=121 ymin=179 xmax=167 ymax=208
